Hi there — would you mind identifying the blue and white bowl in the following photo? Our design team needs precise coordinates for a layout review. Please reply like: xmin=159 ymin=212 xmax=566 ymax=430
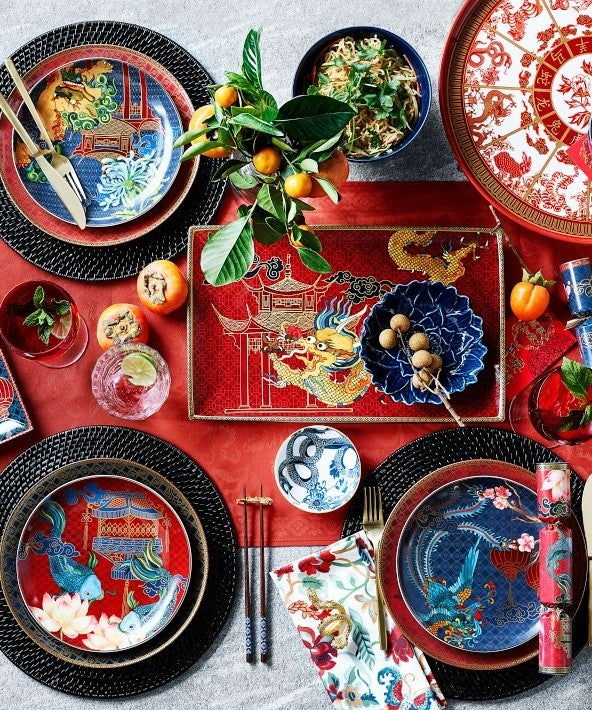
xmin=360 ymin=280 xmax=487 ymax=405
xmin=274 ymin=426 xmax=361 ymax=514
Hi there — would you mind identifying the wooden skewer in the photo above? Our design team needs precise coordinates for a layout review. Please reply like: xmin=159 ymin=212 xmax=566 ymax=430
xmin=242 ymin=484 xmax=253 ymax=662
xmin=259 ymin=484 xmax=268 ymax=663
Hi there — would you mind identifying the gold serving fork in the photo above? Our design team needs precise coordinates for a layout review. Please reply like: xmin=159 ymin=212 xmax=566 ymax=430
xmin=363 ymin=486 xmax=388 ymax=651
xmin=5 ymin=58 xmax=86 ymax=203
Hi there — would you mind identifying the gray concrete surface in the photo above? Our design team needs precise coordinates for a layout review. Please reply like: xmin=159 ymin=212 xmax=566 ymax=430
xmin=0 ymin=1 xmax=590 ymax=708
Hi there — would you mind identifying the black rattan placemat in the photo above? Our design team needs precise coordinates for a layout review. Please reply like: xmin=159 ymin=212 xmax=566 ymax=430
xmin=342 ymin=426 xmax=586 ymax=701
xmin=0 ymin=22 xmax=225 ymax=280
xmin=0 ymin=426 xmax=237 ymax=697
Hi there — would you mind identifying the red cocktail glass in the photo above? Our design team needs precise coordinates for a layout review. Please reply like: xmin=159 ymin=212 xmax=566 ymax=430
xmin=0 ymin=280 xmax=88 ymax=368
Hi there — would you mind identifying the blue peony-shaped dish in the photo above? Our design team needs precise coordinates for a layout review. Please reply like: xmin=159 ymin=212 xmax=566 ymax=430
xmin=360 ymin=280 xmax=487 ymax=405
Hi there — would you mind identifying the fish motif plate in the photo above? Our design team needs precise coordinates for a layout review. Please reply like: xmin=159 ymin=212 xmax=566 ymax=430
xmin=0 ymin=44 xmax=198 ymax=246
xmin=441 ymin=0 xmax=592 ymax=242
xmin=360 ymin=280 xmax=487 ymax=405
xmin=378 ymin=459 xmax=587 ymax=669
xmin=14 ymin=471 xmax=192 ymax=655
xmin=274 ymin=425 xmax=361 ymax=513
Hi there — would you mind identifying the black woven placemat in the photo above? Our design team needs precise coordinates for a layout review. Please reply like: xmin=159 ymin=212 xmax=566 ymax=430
xmin=0 ymin=426 xmax=237 ymax=697
xmin=0 ymin=21 xmax=225 ymax=280
xmin=342 ymin=426 xmax=586 ymax=701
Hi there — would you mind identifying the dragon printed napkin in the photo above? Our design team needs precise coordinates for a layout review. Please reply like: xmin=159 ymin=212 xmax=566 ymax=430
xmin=271 ymin=532 xmax=446 ymax=709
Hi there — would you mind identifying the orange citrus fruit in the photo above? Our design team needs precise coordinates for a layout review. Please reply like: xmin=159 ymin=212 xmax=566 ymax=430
xmin=252 ymin=145 xmax=282 ymax=174
xmin=214 ymin=85 xmax=238 ymax=107
xmin=284 ymin=173 xmax=313 ymax=198
xmin=188 ymin=104 xmax=232 ymax=158
xmin=308 ymin=149 xmax=350 ymax=198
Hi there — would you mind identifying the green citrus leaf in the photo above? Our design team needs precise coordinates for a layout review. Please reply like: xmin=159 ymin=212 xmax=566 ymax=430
xmin=296 ymin=246 xmax=332 ymax=273
xmin=293 ymin=225 xmax=322 ymax=252
xmin=242 ymin=28 xmax=263 ymax=90
xmin=256 ymin=184 xmax=287 ymax=221
xmin=274 ymin=95 xmax=355 ymax=141
xmin=312 ymin=176 xmax=341 ymax=203
xmin=201 ymin=217 xmax=255 ymax=286
xmin=211 ymin=159 xmax=248 ymax=182
xmin=228 ymin=113 xmax=284 ymax=136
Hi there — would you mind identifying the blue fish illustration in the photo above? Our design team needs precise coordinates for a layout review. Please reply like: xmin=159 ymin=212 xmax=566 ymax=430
xmin=40 ymin=500 xmax=103 ymax=601
xmin=118 ymin=539 xmax=182 ymax=640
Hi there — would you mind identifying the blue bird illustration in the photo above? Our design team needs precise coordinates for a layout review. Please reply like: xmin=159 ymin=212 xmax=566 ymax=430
xmin=118 ymin=539 xmax=183 ymax=640
xmin=545 ymin=529 xmax=572 ymax=604
xmin=418 ymin=542 xmax=486 ymax=641
xmin=40 ymin=500 xmax=103 ymax=601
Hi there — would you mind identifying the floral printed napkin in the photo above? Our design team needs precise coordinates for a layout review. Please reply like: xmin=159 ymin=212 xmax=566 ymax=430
xmin=271 ymin=532 xmax=446 ymax=709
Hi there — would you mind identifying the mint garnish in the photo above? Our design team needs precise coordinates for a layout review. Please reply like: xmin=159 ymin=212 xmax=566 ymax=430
xmin=560 ymin=357 xmax=592 ymax=400
xmin=22 ymin=286 xmax=71 ymax=345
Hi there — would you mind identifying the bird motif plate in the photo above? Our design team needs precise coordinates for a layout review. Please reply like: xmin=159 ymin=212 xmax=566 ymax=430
xmin=15 ymin=474 xmax=192 ymax=654
xmin=379 ymin=459 xmax=586 ymax=668
xmin=13 ymin=54 xmax=183 ymax=228
xmin=441 ymin=0 xmax=592 ymax=242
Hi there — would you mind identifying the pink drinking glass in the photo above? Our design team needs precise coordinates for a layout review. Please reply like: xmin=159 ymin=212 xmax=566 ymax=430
xmin=0 ymin=280 xmax=88 ymax=368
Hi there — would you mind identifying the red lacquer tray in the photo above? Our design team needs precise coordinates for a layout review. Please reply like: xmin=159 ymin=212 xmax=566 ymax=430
xmin=441 ymin=0 xmax=592 ymax=242
xmin=189 ymin=224 xmax=505 ymax=422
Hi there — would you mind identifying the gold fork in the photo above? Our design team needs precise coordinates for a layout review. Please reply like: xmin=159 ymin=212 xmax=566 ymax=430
xmin=363 ymin=486 xmax=388 ymax=651
xmin=5 ymin=58 xmax=86 ymax=203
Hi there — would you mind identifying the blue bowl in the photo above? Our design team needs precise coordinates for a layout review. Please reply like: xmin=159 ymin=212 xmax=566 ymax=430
xmin=360 ymin=281 xmax=487 ymax=405
xmin=293 ymin=26 xmax=432 ymax=162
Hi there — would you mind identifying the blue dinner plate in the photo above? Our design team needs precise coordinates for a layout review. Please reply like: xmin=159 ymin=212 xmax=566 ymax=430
xmin=398 ymin=473 xmax=542 ymax=653
xmin=13 ymin=56 xmax=183 ymax=227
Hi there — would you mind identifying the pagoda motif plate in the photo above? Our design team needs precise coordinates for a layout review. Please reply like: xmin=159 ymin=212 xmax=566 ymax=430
xmin=15 ymin=473 xmax=192 ymax=654
xmin=378 ymin=459 xmax=587 ymax=669
xmin=441 ymin=0 xmax=592 ymax=241
xmin=0 ymin=45 xmax=197 ymax=246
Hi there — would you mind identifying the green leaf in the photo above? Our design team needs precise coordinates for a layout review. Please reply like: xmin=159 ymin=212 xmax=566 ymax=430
xmin=292 ymin=225 xmax=322 ymax=251
xmin=211 ymin=159 xmax=248 ymax=182
xmin=23 ymin=309 xmax=42 ymax=327
xmin=257 ymin=90 xmax=279 ymax=122
xmin=38 ymin=323 xmax=52 ymax=344
xmin=560 ymin=357 xmax=592 ymax=400
xmin=309 ymin=132 xmax=343 ymax=155
xmin=229 ymin=113 xmax=284 ymax=136
xmin=312 ymin=176 xmax=341 ymax=203
xmin=256 ymin=184 xmax=287 ymax=221
xmin=296 ymin=247 xmax=332 ymax=273
xmin=229 ymin=171 xmax=259 ymax=189
xmin=200 ymin=217 xmax=255 ymax=286
xmin=180 ymin=141 xmax=227 ymax=161
xmin=350 ymin=610 xmax=375 ymax=669
xmin=274 ymin=95 xmax=354 ymax=141
xmin=224 ymin=71 xmax=260 ymax=97
xmin=271 ymin=136 xmax=295 ymax=153
xmin=33 ymin=286 xmax=44 ymax=308
xmin=252 ymin=211 xmax=285 ymax=245
xmin=53 ymin=299 xmax=71 ymax=316
xmin=173 ymin=127 xmax=210 ymax=148
xmin=298 ymin=158 xmax=319 ymax=173
xmin=242 ymin=29 xmax=263 ymax=90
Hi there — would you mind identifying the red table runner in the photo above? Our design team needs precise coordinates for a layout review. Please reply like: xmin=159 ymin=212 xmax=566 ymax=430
xmin=1 ymin=180 xmax=591 ymax=547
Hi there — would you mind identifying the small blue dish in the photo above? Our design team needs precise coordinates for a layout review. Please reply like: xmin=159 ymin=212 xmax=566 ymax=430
xmin=360 ymin=280 xmax=487 ymax=405
xmin=274 ymin=425 xmax=361 ymax=514
xmin=293 ymin=26 xmax=432 ymax=162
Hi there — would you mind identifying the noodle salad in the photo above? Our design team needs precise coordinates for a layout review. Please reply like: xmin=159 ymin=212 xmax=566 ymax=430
xmin=308 ymin=35 xmax=421 ymax=159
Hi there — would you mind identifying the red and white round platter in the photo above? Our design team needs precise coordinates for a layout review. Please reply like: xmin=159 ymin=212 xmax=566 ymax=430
xmin=441 ymin=0 xmax=592 ymax=242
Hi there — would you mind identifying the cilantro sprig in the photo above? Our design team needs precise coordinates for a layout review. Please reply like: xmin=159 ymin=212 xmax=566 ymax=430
xmin=22 ymin=286 xmax=70 ymax=345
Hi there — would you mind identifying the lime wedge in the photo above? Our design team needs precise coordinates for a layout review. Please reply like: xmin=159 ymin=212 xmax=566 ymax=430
xmin=51 ymin=311 xmax=72 ymax=340
xmin=121 ymin=352 xmax=158 ymax=387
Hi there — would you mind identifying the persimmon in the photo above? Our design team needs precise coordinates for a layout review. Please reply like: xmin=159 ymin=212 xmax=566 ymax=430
xmin=137 ymin=260 xmax=188 ymax=315
xmin=97 ymin=303 xmax=149 ymax=350
xmin=510 ymin=269 xmax=554 ymax=321
xmin=308 ymin=149 xmax=349 ymax=198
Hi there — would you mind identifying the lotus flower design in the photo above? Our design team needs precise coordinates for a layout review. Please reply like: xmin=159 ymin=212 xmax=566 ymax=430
xmin=360 ymin=280 xmax=487 ymax=405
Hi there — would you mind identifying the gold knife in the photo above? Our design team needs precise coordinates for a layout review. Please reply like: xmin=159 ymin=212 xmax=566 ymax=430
xmin=0 ymin=92 xmax=86 ymax=229
xmin=582 ymin=475 xmax=592 ymax=645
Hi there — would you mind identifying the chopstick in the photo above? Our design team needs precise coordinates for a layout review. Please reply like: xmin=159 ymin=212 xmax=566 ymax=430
xmin=242 ymin=484 xmax=253 ymax=663
xmin=259 ymin=484 xmax=267 ymax=663
xmin=237 ymin=486 xmax=272 ymax=663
